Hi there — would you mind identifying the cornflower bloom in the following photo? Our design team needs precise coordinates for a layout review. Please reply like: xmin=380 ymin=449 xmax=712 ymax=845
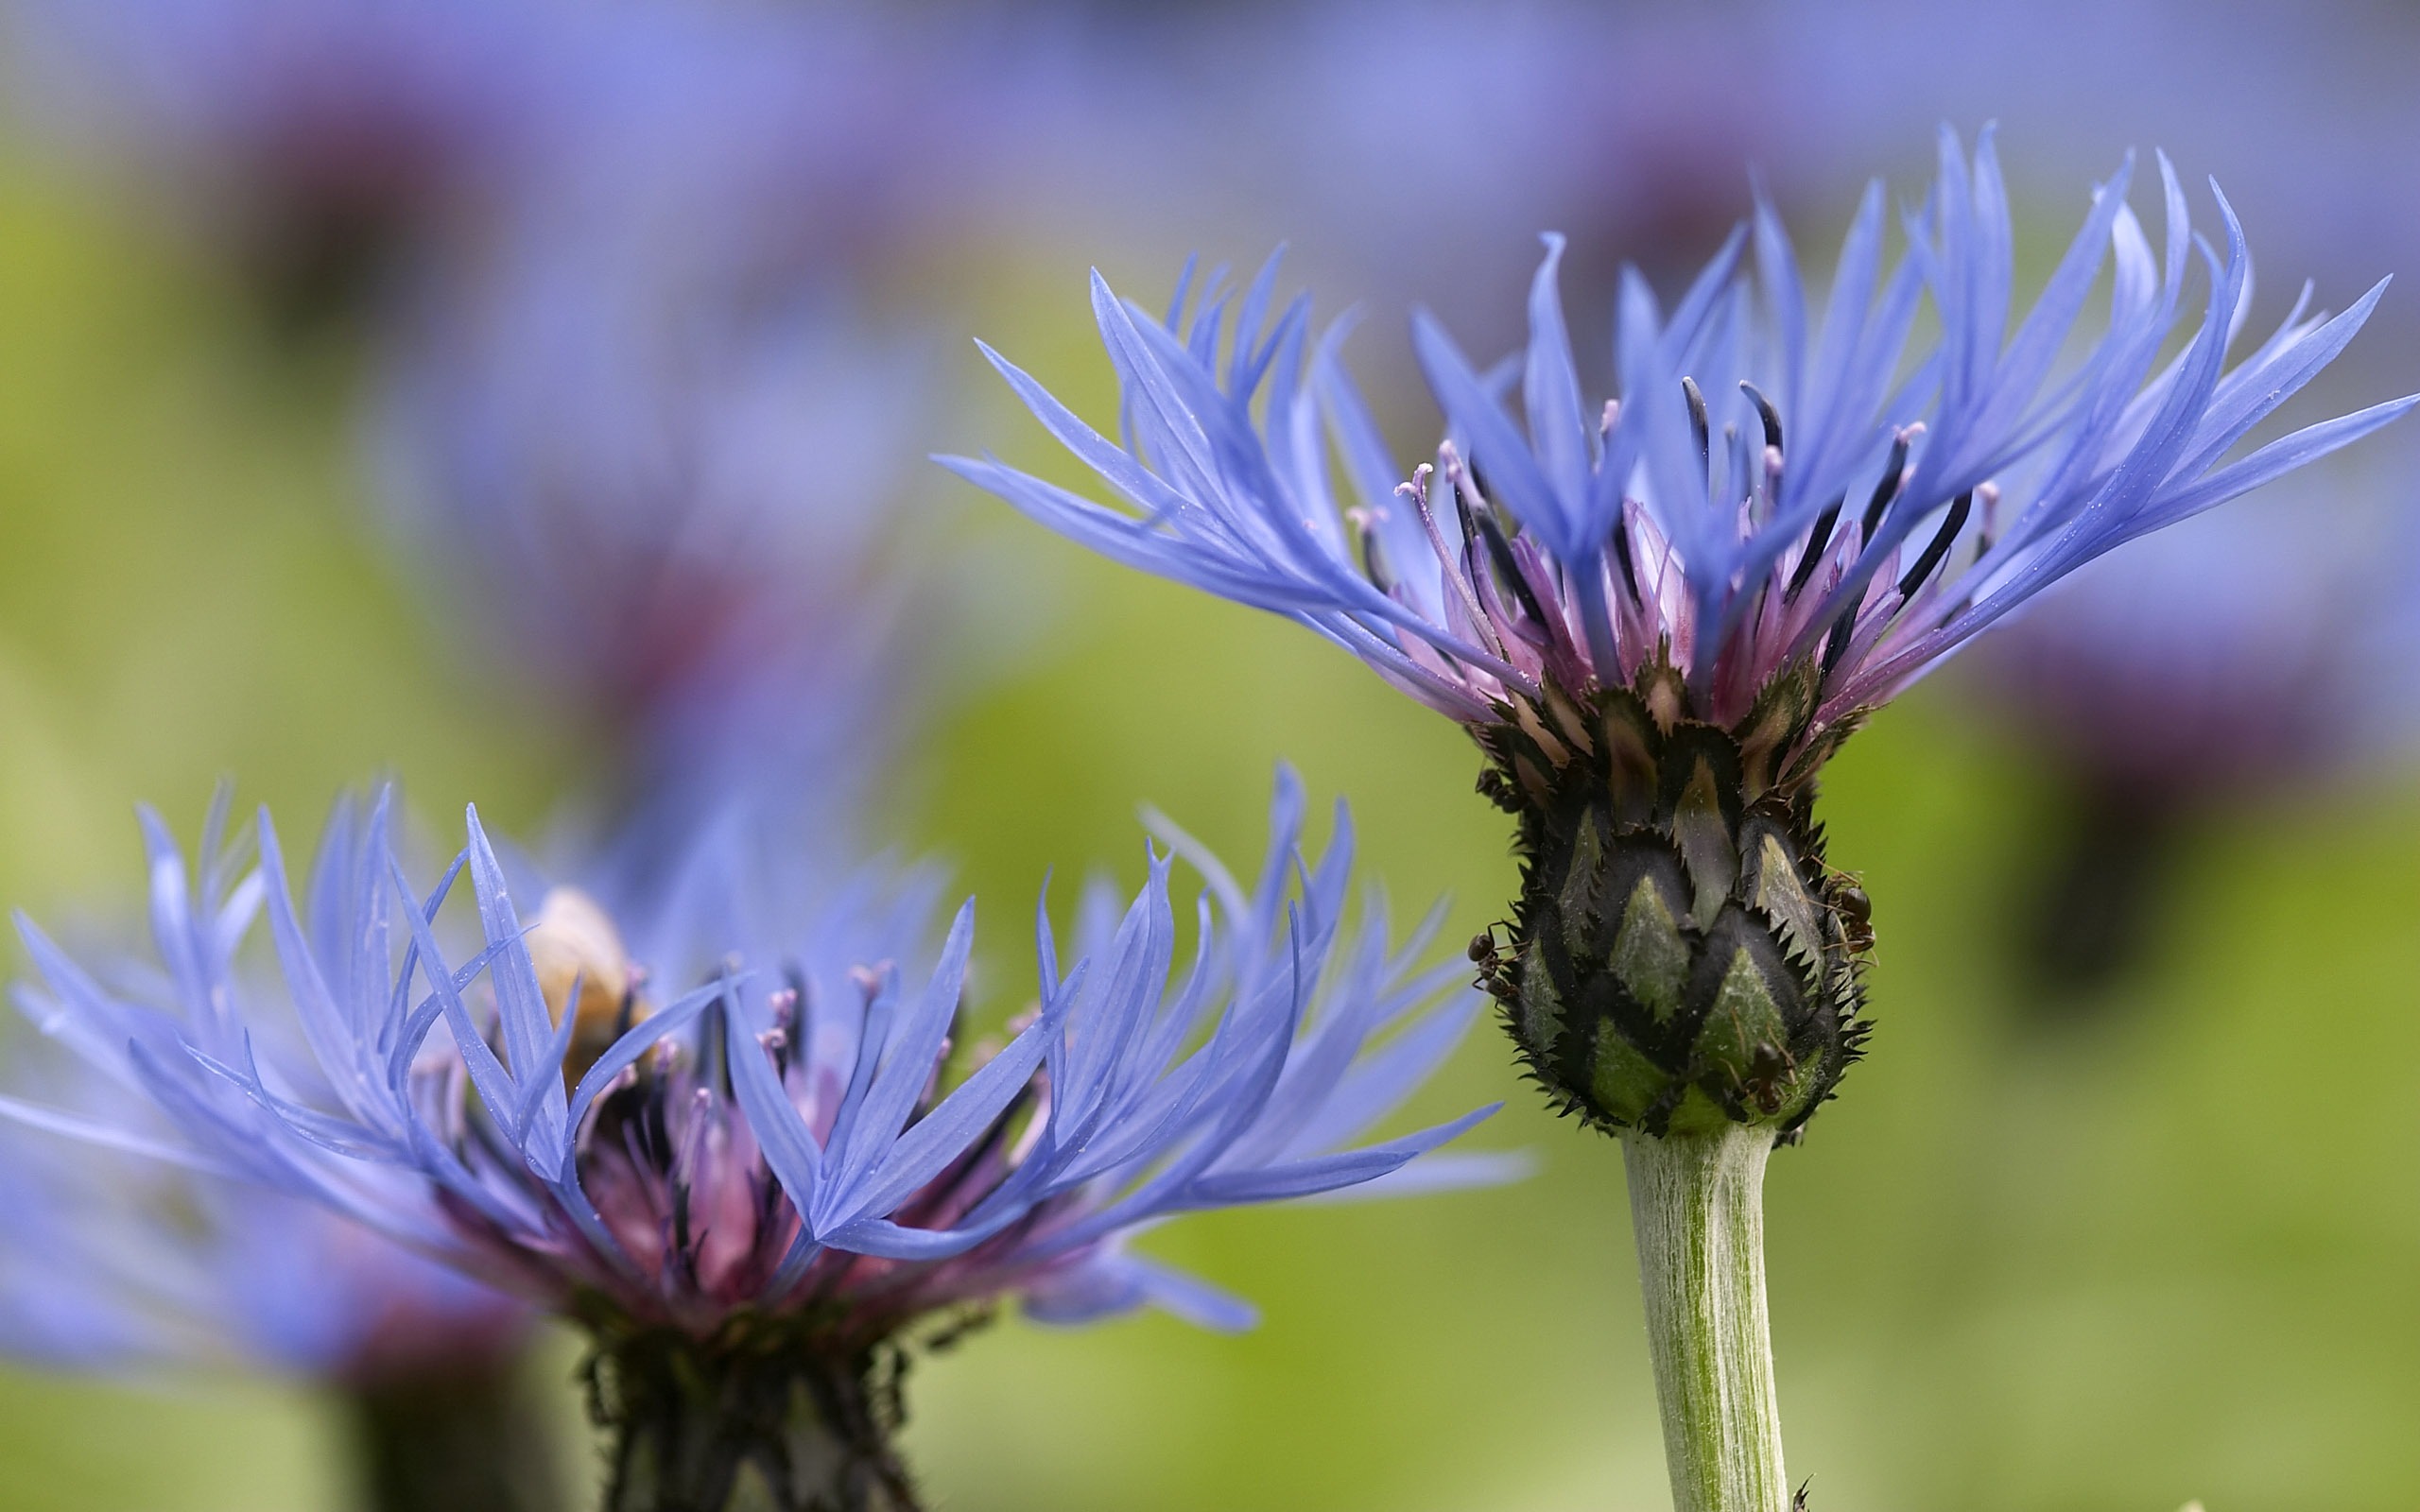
xmin=1957 ymin=478 xmax=2420 ymax=1003
xmin=946 ymin=129 xmax=2414 ymax=1512
xmin=6 ymin=772 xmax=1500 ymax=1511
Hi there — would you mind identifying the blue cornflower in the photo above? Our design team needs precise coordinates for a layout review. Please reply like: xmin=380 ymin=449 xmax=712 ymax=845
xmin=4 ymin=772 xmax=1500 ymax=1506
xmin=948 ymin=127 xmax=2410 ymax=771
xmin=946 ymin=128 xmax=2414 ymax=1148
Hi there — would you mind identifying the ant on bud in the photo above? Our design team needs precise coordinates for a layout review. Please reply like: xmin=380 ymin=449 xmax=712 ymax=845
xmin=1467 ymin=924 xmax=1521 ymax=1003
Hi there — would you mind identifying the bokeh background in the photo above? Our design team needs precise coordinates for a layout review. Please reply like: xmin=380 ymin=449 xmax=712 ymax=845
xmin=2 ymin=2 xmax=2419 ymax=1509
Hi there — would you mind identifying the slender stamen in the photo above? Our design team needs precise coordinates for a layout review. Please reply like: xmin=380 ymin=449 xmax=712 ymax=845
xmin=1755 ymin=443 xmax=1784 ymax=525
xmin=1785 ymin=493 xmax=1844 ymax=601
xmin=1682 ymin=377 xmax=1711 ymax=478
xmin=1346 ymin=507 xmax=1394 ymax=593
xmin=1471 ymin=500 xmax=1552 ymax=631
xmin=1893 ymin=491 xmax=1973 ymax=600
xmin=1609 ymin=502 xmax=1644 ymax=606
xmin=1858 ymin=430 xmax=1916 ymax=545
xmin=1738 ymin=382 xmax=1784 ymax=453
xmin=1821 ymin=610 xmax=1857 ymax=674
xmin=1409 ymin=454 xmax=1508 ymax=660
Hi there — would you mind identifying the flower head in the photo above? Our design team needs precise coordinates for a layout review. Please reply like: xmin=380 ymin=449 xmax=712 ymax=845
xmin=947 ymin=129 xmax=2413 ymax=1143
xmin=7 ymin=772 xmax=1498 ymax=1344
xmin=948 ymin=127 xmax=2410 ymax=784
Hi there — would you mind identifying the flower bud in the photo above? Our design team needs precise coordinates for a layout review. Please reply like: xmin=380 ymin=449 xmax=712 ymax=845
xmin=1475 ymin=664 xmax=1871 ymax=1141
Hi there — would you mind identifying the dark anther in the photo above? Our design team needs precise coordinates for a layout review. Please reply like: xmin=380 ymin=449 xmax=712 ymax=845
xmin=1740 ymin=381 xmax=1784 ymax=453
xmin=1609 ymin=513 xmax=1643 ymax=604
xmin=668 ymin=1183 xmax=695 ymax=1261
xmin=1472 ymin=507 xmax=1551 ymax=627
xmin=1784 ymin=492 xmax=1846 ymax=600
xmin=1858 ymin=432 xmax=1913 ymax=545
xmin=1681 ymin=377 xmax=1711 ymax=476
xmin=1357 ymin=521 xmax=1394 ymax=594
xmin=1893 ymin=490 xmax=1972 ymax=600
xmin=699 ymin=1001 xmax=732 ymax=1100
xmin=1821 ymin=610 xmax=1857 ymax=675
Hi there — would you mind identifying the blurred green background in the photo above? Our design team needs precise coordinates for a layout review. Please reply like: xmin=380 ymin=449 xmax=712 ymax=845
xmin=1 ymin=109 xmax=2417 ymax=1512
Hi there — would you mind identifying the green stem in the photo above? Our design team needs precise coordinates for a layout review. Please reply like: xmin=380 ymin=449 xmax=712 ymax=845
xmin=1621 ymin=1125 xmax=1789 ymax=1512
xmin=346 ymin=1357 xmax=562 ymax=1512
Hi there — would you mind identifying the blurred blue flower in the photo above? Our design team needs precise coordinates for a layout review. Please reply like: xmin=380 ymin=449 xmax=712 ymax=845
xmin=9 ymin=0 xmax=1009 ymax=327
xmin=347 ymin=3 xmax=1025 ymax=844
xmin=1963 ymin=473 xmax=2420 ymax=807
xmin=948 ymin=129 xmax=2412 ymax=776
xmin=373 ymin=222 xmax=931 ymax=833
xmin=9 ymin=0 xmax=551 ymax=320
xmin=1024 ymin=2 xmax=1810 ymax=326
xmin=0 ymin=1123 xmax=528 ymax=1384
xmin=4 ymin=771 xmax=1503 ymax=1342
xmin=1948 ymin=471 xmax=2420 ymax=998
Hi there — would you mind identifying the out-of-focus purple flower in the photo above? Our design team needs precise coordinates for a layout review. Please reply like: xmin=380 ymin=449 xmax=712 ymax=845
xmin=0 ymin=1115 xmax=527 ymax=1383
xmin=1949 ymin=472 xmax=2420 ymax=999
xmin=951 ymin=130 xmax=2411 ymax=774
xmin=355 ymin=2 xmax=1027 ymax=839
xmin=9 ymin=0 xmax=1011 ymax=327
xmin=1 ymin=772 xmax=1505 ymax=1501
xmin=10 ymin=0 xmax=549 ymax=322
xmin=1966 ymin=480 xmax=2417 ymax=806
xmin=0 ymin=921 xmax=549 ymax=1510
xmin=374 ymin=224 xmax=928 ymax=823
xmin=1008 ymin=2 xmax=1813 ymax=342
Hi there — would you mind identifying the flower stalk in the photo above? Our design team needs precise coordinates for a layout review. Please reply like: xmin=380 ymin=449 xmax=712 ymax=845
xmin=1622 ymin=1125 xmax=1788 ymax=1512
xmin=346 ymin=1357 xmax=562 ymax=1512
xmin=582 ymin=1320 xmax=922 ymax=1512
